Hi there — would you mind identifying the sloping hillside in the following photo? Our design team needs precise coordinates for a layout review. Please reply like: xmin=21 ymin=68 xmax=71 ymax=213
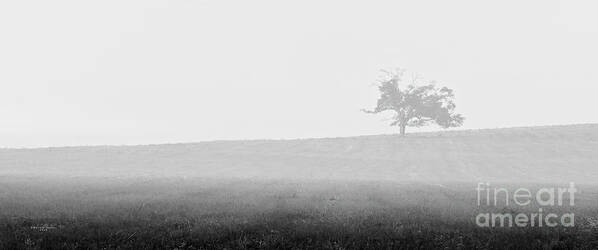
xmin=1 ymin=124 xmax=597 ymax=183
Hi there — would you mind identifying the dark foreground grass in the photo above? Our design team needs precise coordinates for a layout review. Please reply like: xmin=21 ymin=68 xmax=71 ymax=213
xmin=1 ymin=176 xmax=598 ymax=249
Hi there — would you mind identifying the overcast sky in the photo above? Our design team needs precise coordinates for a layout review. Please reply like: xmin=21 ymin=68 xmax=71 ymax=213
xmin=1 ymin=0 xmax=597 ymax=148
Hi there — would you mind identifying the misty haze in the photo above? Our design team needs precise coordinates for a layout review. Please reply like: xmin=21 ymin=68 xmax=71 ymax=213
xmin=1 ymin=1 xmax=598 ymax=249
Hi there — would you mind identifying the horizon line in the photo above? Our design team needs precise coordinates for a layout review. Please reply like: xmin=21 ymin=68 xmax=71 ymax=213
xmin=2 ymin=123 xmax=596 ymax=150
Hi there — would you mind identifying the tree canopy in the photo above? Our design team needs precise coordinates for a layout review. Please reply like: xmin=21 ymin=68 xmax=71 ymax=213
xmin=364 ymin=69 xmax=464 ymax=136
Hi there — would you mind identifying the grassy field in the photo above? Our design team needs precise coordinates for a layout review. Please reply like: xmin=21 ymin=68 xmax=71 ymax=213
xmin=1 ymin=177 xmax=598 ymax=249
xmin=1 ymin=124 xmax=597 ymax=183
xmin=1 ymin=124 xmax=597 ymax=249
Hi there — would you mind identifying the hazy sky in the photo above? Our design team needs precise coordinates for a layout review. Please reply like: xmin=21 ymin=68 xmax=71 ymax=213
xmin=1 ymin=0 xmax=597 ymax=148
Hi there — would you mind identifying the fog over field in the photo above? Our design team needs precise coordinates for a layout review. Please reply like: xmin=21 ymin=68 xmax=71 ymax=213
xmin=2 ymin=124 xmax=597 ymax=184
xmin=1 ymin=125 xmax=598 ymax=248
xmin=3 ymin=0 xmax=598 ymax=248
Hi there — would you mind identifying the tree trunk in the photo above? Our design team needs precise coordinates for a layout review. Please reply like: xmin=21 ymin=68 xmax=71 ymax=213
xmin=399 ymin=124 xmax=406 ymax=136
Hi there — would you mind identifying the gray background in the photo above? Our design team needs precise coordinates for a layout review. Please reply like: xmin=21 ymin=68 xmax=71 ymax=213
xmin=1 ymin=0 xmax=597 ymax=148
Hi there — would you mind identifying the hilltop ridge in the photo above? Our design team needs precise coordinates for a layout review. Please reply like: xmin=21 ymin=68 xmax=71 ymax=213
xmin=1 ymin=124 xmax=597 ymax=183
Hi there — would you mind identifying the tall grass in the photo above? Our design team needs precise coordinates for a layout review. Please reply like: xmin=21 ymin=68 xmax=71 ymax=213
xmin=1 ymin=177 xmax=597 ymax=249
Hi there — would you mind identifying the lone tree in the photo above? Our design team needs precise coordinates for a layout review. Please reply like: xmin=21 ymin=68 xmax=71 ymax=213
xmin=364 ymin=69 xmax=464 ymax=136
